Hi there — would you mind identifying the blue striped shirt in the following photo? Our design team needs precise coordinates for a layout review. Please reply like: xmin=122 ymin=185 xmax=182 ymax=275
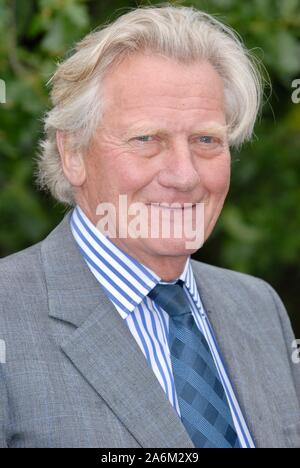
xmin=70 ymin=205 xmax=255 ymax=448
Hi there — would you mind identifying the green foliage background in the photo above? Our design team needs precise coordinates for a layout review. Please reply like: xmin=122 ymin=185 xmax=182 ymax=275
xmin=0 ymin=0 xmax=299 ymax=335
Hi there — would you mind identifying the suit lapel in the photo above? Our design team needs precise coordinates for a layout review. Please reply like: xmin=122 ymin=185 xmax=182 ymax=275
xmin=60 ymin=298 xmax=194 ymax=448
xmin=191 ymin=260 xmax=284 ymax=448
xmin=42 ymin=213 xmax=194 ymax=448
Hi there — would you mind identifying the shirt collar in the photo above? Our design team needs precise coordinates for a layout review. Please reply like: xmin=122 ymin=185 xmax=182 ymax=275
xmin=70 ymin=205 xmax=199 ymax=318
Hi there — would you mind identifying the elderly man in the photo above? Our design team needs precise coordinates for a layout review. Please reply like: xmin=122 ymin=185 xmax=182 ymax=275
xmin=0 ymin=5 xmax=299 ymax=448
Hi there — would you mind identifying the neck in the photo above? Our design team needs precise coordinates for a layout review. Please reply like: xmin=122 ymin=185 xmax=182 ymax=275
xmin=112 ymin=239 xmax=189 ymax=281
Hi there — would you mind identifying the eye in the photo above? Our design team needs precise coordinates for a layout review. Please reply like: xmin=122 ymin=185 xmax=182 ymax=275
xmin=191 ymin=134 xmax=226 ymax=157
xmin=132 ymin=135 xmax=155 ymax=143
xmin=128 ymin=134 xmax=160 ymax=157
xmin=198 ymin=136 xmax=215 ymax=144
xmin=194 ymin=135 xmax=224 ymax=151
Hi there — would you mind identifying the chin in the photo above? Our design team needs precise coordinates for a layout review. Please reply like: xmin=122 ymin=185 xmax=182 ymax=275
xmin=144 ymin=237 xmax=202 ymax=257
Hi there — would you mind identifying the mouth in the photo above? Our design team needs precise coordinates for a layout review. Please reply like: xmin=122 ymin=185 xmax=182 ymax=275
xmin=148 ymin=203 xmax=197 ymax=209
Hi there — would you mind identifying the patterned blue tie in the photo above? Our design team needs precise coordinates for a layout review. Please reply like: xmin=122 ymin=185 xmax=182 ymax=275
xmin=148 ymin=280 xmax=240 ymax=448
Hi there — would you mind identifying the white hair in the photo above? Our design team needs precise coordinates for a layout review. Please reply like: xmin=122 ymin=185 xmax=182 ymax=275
xmin=36 ymin=4 xmax=265 ymax=205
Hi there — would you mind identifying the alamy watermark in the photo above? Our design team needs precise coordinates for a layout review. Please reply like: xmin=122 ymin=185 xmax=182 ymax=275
xmin=0 ymin=339 xmax=6 ymax=364
xmin=291 ymin=79 xmax=300 ymax=104
xmin=291 ymin=339 xmax=300 ymax=364
xmin=0 ymin=79 xmax=6 ymax=104
xmin=95 ymin=195 xmax=205 ymax=249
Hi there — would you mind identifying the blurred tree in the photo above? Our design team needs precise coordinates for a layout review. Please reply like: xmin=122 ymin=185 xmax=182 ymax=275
xmin=0 ymin=0 xmax=299 ymax=334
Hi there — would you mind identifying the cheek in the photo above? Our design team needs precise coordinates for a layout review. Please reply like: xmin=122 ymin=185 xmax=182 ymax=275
xmin=202 ymin=156 xmax=231 ymax=195
xmin=111 ymin=154 xmax=156 ymax=194
xmin=84 ymin=146 xmax=131 ymax=195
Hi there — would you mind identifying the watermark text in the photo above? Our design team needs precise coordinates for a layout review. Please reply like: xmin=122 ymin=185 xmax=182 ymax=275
xmin=95 ymin=195 xmax=205 ymax=250
xmin=291 ymin=79 xmax=300 ymax=104
xmin=0 ymin=79 xmax=6 ymax=104
xmin=0 ymin=339 xmax=6 ymax=364
xmin=291 ymin=339 xmax=300 ymax=364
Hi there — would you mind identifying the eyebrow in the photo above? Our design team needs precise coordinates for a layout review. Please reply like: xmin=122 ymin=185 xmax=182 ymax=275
xmin=191 ymin=124 xmax=229 ymax=138
xmin=123 ymin=123 xmax=229 ymax=140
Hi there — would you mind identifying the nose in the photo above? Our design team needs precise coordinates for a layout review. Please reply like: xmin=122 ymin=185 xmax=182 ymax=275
xmin=157 ymin=138 xmax=200 ymax=192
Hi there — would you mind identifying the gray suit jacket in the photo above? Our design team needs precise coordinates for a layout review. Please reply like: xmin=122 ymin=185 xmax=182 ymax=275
xmin=0 ymin=212 xmax=299 ymax=448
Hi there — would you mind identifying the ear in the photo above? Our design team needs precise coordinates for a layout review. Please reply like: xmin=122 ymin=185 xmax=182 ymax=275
xmin=56 ymin=131 xmax=86 ymax=187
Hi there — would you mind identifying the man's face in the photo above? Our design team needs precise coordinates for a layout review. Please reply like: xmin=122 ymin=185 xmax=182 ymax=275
xmin=77 ymin=53 xmax=231 ymax=269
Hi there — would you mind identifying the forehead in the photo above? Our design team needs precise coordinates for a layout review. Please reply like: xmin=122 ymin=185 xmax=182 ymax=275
xmin=101 ymin=53 xmax=225 ymax=128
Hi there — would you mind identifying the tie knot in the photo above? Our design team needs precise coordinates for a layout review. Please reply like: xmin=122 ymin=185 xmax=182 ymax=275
xmin=148 ymin=281 xmax=192 ymax=318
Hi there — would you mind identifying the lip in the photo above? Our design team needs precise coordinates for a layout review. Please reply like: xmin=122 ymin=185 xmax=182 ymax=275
xmin=148 ymin=202 xmax=197 ymax=206
xmin=148 ymin=203 xmax=197 ymax=209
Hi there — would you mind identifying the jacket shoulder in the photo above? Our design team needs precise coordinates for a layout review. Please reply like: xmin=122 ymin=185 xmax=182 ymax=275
xmin=0 ymin=241 xmax=48 ymax=333
xmin=191 ymin=258 xmax=269 ymax=290
xmin=190 ymin=258 xmax=286 ymax=320
xmin=0 ymin=242 xmax=44 ymax=292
